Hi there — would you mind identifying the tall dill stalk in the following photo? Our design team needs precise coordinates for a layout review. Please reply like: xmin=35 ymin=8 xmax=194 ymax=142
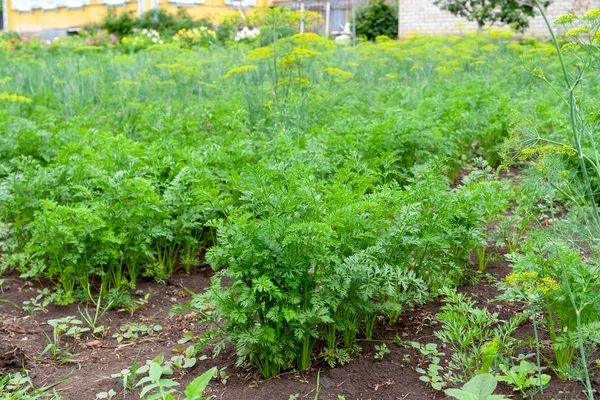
xmin=534 ymin=0 xmax=600 ymax=230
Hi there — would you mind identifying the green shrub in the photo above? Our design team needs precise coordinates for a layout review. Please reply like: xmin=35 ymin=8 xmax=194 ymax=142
xmin=100 ymin=9 xmax=137 ymax=37
xmin=139 ymin=8 xmax=213 ymax=36
xmin=99 ymin=8 xmax=212 ymax=37
xmin=355 ymin=0 xmax=398 ymax=41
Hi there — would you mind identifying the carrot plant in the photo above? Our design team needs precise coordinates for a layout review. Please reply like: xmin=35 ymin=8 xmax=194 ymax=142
xmin=0 ymin=24 xmax=577 ymax=383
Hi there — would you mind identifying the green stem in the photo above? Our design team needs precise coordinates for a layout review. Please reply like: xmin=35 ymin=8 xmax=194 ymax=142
xmin=534 ymin=0 xmax=600 ymax=229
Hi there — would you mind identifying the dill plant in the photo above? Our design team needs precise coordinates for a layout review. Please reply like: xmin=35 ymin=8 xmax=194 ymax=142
xmin=503 ymin=5 xmax=600 ymax=397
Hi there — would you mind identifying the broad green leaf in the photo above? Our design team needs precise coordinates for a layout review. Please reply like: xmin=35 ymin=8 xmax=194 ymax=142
xmin=149 ymin=362 xmax=162 ymax=381
xmin=444 ymin=389 xmax=479 ymax=400
xmin=186 ymin=367 xmax=217 ymax=399
xmin=462 ymin=374 xmax=497 ymax=398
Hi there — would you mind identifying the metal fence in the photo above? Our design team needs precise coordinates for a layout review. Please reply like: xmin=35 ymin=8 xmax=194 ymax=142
xmin=273 ymin=0 xmax=395 ymax=37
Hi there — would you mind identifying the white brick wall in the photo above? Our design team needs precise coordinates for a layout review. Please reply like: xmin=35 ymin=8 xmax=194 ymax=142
xmin=398 ymin=0 xmax=600 ymax=35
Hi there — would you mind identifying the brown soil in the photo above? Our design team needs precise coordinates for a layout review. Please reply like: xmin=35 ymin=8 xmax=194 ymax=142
xmin=1 ymin=252 xmax=597 ymax=400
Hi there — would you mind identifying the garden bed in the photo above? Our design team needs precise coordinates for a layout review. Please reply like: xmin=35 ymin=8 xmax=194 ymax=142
xmin=1 ymin=252 xmax=595 ymax=399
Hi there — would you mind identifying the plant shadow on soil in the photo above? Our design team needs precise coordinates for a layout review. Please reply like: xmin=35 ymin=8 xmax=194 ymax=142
xmin=0 ymin=256 xmax=597 ymax=400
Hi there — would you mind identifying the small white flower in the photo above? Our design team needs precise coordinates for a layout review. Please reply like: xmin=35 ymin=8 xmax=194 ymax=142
xmin=152 ymin=37 xmax=158 ymax=43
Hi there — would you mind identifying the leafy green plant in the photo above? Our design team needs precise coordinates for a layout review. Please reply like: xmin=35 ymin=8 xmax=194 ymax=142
xmin=433 ymin=0 xmax=552 ymax=31
xmin=41 ymin=316 xmax=85 ymax=363
xmin=110 ymin=350 xmax=143 ymax=392
xmin=112 ymin=322 xmax=162 ymax=343
xmin=79 ymin=284 xmax=116 ymax=336
xmin=355 ymin=0 xmax=398 ymax=41
xmin=183 ymin=368 xmax=216 ymax=400
xmin=501 ymin=235 xmax=600 ymax=381
xmin=416 ymin=356 xmax=446 ymax=391
xmin=99 ymin=9 xmax=137 ymax=37
xmin=95 ymin=389 xmax=116 ymax=400
xmin=118 ymin=292 xmax=151 ymax=316
xmin=434 ymin=289 xmax=524 ymax=380
xmin=136 ymin=360 xmax=180 ymax=399
xmin=22 ymin=289 xmax=52 ymax=315
xmin=445 ymin=373 xmax=509 ymax=400
xmin=0 ymin=21 xmax=566 ymax=385
xmin=170 ymin=345 xmax=206 ymax=372
xmin=497 ymin=359 xmax=550 ymax=398
xmin=405 ymin=341 xmax=445 ymax=365
xmin=212 ymin=367 xmax=229 ymax=385
xmin=0 ymin=370 xmax=69 ymax=400
xmin=374 ymin=343 xmax=390 ymax=360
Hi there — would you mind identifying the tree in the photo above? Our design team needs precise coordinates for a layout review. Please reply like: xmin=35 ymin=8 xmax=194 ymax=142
xmin=433 ymin=0 xmax=553 ymax=32
xmin=356 ymin=0 xmax=398 ymax=41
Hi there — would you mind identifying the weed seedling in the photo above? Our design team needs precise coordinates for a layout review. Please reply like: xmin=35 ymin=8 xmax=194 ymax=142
xmin=177 ymin=331 xmax=195 ymax=344
xmin=110 ymin=350 xmax=142 ymax=392
xmin=112 ymin=322 xmax=162 ymax=343
xmin=118 ymin=291 xmax=151 ymax=316
xmin=213 ymin=367 xmax=230 ymax=385
xmin=95 ymin=389 xmax=117 ymax=399
xmin=79 ymin=283 xmax=116 ymax=336
xmin=136 ymin=360 xmax=179 ymax=399
xmin=170 ymin=345 xmax=206 ymax=372
xmin=22 ymin=288 xmax=51 ymax=315
xmin=41 ymin=316 xmax=83 ymax=363
xmin=374 ymin=343 xmax=390 ymax=360
xmin=497 ymin=359 xmax=550 ymax=398
xmin=416 ymin=356 xmax=446 ymax=391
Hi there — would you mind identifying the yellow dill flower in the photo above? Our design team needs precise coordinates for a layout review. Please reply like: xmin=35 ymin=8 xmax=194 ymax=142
xmin=0 ymin=77 xmax=13 ymax=85
xmin=247 ymin=46 xmax=273 ymax=61
xmin=293 ymin=77 xmax=311 ymax=85
xmin=539 ymin=277 xmax=560 ymax=294
xmin=505 ymin=271 xmax=539 ymax=286
xmin=555 ymin=13 xmax=578 ymax=25
xmin=561 ymin=42 xmax=579 ymax=53
xmin=0 ymin=92 xmax=32 ymax=103
xmin=505 ymin=271 xmax=559 ymax=295
xmin=224 ymin=65 xmax=257 ymax=78
xmin=281 ymin=55 xmax=297 ymax=70
xmin=566 ymin=25 xmax=593 ymax=38
xmin=290 ymin=48 xmax=320 ymax=57
xmin=519 ymin=144 xmax=576 ymax=161
xmin=291 ymin=33 xmax=325 ymax=43
xmin=582 ymin=9 xmax=600 ymax=21
xmin=480 ymin=44 xmax=498 ymax=52
xmin=321 ymin=67 xmax=352 ymax=80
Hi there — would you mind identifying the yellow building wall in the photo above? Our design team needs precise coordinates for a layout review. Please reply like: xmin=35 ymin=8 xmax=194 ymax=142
xmin=157 ymin=0 xmax=271 ymax=23
xmin=6 ymin=0 xmax=271 ymax=33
